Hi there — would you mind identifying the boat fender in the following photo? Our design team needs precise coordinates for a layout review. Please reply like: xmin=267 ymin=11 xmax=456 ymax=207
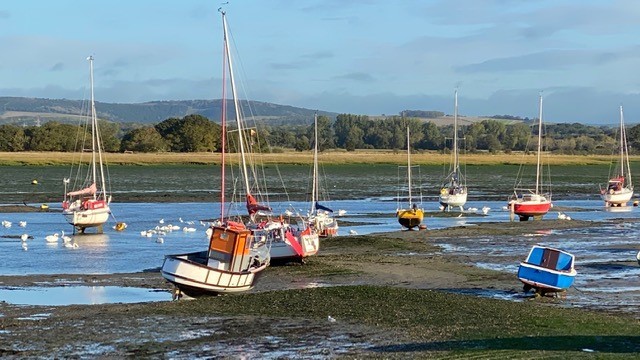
xmin=440 ymin=188 xmax=447 ymax=195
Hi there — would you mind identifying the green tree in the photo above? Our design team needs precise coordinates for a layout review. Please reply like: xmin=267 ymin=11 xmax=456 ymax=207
xmin=155 ymin=115 xmax=221 ymax=152
xmin=0 ymin=124 xmax=26 ymax=151
xmin=120 ymin=127 xmax=168 ymax=152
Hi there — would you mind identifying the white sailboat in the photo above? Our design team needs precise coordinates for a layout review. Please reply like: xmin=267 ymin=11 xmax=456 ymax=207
xmin=439 ymin=90 xmax=467 ymax=211
xmin=396 ymin=127 xmax=424 ymax=229
xmin=308 ymin=113 xmax=339 ymax=237
xmin=62 ymin=56 xmax=111 ymax=233
xmin=161 ymin=9 xmax=270 ymax=297
xmin=508 ymin=94 xmax=552 ymax=221
xmin=601 ymin=105 xmax=633 ymax=207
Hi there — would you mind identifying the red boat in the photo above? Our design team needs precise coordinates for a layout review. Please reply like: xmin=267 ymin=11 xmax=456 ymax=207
xmin=509 ymin=94 xmax=552 ymax=221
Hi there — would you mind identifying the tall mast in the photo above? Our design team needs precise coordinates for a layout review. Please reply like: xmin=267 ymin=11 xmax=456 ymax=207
xmin=453 ymin=89 xmax=459 ymax=174
xmin=219 ymin=11 xmax=228 ymax=221
xmin=88 ymin=56 xmax=106 ymax=200
xmin=535 ymin=94 xmax=543 ymax=195
xmin=406 ymin=126 xmax=412 ymax=207
xmin=311 ymin=112 xmax=318 ymax=214
xmin=620 ymin=105 xmax=625 ymax=178
xmin=221 ymin=11 xmax=251 ymax=195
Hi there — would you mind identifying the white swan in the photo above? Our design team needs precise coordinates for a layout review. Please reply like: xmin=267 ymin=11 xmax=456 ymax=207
xmin=18 ymin=221 xmax=27 ymax=227
xmin=482 ymin=206 xmax=491 ymax=215
xmin=158 ymin=218 xmax=165 ymax=224
xmin=61 ymin=231 xmax=72 ymax=243
xmin=20 ymin=234 xmax=29 ymax=242
xmin=45 ymin=233 xmax=59 ymax=243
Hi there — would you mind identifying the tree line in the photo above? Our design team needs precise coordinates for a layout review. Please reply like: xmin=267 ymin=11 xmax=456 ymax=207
xmin=0 ymin=113 xmax=630 ymax=155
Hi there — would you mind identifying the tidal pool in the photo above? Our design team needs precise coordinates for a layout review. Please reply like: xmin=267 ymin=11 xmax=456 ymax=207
xmin=0 ymin=286 xmax=170 ymax=305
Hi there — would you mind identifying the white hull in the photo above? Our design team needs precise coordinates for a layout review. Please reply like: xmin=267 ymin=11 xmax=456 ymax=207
xmin=270 ymin=233 xmax=320 ymax=261
xmin=602 ymin=188 xmax=633 ymax=206
xmin=439 ymin=192 xmax=467 ymax=208
xmin=63 ymin=207 xmax=110 ymax=228
xmin=161 ymin=251 xmax=266 ymax=295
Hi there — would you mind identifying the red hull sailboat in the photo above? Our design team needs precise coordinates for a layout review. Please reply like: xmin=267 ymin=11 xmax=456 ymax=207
xmin=508 ymin=94 xmax=552 ymax=221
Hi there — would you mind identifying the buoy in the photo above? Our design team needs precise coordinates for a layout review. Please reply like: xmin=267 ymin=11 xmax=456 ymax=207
xmin=31 ymin=179 xmax=38 ymax=185
xmin=418 ymin=224 xmax=427 ymax=230
xmin=115 ymin=222 xmax=127 ymax=231
xmin=634 ymin=200 xmax=638 ymax=207
xmin=40 ymin=204 xmax=49 ymax=210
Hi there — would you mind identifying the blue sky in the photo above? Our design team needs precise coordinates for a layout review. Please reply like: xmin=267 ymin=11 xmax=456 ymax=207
xmin=1 ymin=0 xmax=640 ymax=124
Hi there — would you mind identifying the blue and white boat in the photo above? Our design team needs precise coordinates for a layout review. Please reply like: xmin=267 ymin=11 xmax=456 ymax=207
xmin=518 ymin=245 xmax=576 ymax=294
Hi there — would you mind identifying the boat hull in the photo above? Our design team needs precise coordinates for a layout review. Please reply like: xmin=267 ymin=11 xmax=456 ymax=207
xmin=518 ymin=263 xmax=576 ymax=292
xmin=161 ymin=251 xmax=266 ymax=296
xmin=397 ymin=208 xmax=424 ymax=229
xmin=270 ymin=233 xmax=320 ymax=262
xmin=601 ymin=187 xmax=633 ymax=206
xmin=509 ymin=196 xmax=551 ymax=220
xmin=439 ymin=191 xmax=467 ymax=208
xmin=63 ymin=207 xmax=110 ymax=229
xmin=518 ymin=246 xmax=576 ymax=294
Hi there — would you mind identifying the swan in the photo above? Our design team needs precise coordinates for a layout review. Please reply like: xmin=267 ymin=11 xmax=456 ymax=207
xmin=337 ymin=209 xmax=347 ymax=216
xmin=2 ymin=220 xmax=11 ymax=228
xmin=156 ymin=237 xmax=164 ymax=244
xmin=482 ymin=206 xmax=491 ymax=215
xmin=183 ymin=227 xmax=196 ymax=232
xmin=179 ymin=217 xmax=184 ymax=223
xmin=557 ymin=212 xmax=571 ymax=220
xmin=348 ymin=229 xmax=358 ymax=235
xmin=61 ymin=231 xmax=72 ymax=243
xmin=21 ymin=234 xmax=29 ymax=242
xmin=45 ymin=233 xmax=59 ymax=243
xmin=158 ymin=218 xmax=165 ymax=224
xmin=18 ymin=221 xmax=27 ymax=227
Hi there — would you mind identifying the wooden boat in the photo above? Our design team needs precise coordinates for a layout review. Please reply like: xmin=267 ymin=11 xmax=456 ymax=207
xmin=439 ymin=90 xmax=467 ymax=211
xmin=308 ymin=113 xmax=339 ymax=238
xmin=161 ymin=9 xmax=270 ymax=297
xmin=518 ymin=245 xmax=576 ymax=295
xmin=396 ymin=127 xmax=424 ymax=229
xmin=62 ymin=56 xmax=111 ymax=234
xmin=601 ymin=105 xmax=633 ymax=207
xmin=508 ymin=94 xmax=552 ymax=221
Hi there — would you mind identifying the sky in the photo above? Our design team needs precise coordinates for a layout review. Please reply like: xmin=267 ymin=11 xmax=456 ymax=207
xmin=1 ymin=0 xmax=640 ymax=124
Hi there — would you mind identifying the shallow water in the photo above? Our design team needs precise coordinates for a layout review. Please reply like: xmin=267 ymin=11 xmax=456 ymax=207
xmin=0 ymin=286 xmax=170 ymax=305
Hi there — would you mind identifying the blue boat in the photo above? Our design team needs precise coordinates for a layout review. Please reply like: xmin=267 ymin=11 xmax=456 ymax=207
xmin=518 ymin=245 xmax=576 ymax=295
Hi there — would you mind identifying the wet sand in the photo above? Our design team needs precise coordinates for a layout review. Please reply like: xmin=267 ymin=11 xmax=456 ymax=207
xmin=3 ymin=219 xmax=638 ymax=358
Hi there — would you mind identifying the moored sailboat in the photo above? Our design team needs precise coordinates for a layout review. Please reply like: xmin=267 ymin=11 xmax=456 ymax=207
xmin=439 ymin=90 xmax=467 ymax=211
xmin=508 ymin=94 xmax=552 ymax=221
xmin=397 ymin=127 xmax=424 ymax=229
xmin=600 ymin=105 xmax=633 ymax=207
xmin=161 ymin=9 xmax=270 ymax=297
xmin=308 ymin=113 xmax=339 ymax=237
xmin=62 ymin=56 xmax=111 ymax=234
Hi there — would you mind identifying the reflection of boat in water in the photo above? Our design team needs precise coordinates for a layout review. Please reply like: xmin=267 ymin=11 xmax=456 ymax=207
xmin=518 ymin=245 xmax=576 ymax=296
xmin=604 ymin=205 xmax=633 ymax=213
xmin=396 ymin=127 xmax=424 ymax=229
xmin=508 ymin=94 xmax=552 ymax=221
xmin=161 ymin=8 xmax=270 ymax=297
xmin=601 ymin=105 xmax=633 ymax=207
xmin=62 ymin=56 xmax=111 ymax=234
xmin=439 ymin=90 xmax=467 ymax=212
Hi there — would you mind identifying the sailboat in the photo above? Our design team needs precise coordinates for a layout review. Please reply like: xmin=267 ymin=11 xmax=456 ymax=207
xmin=62 ymin=56 xmax=111 ymax=234
xmin=161 ymin=9 xmax=270 ymax=297
xmin=439 ymin=90 xmax=467 ymax=211
xmin=508 ymin=94 xmax=552 ymax=221
xmin=396 ymin=127 xmax=424 ymax=229
xmin=308 ymin=113 xmax=339 ymax=237
xmin=600 ymin=105 xmax=633 ymax=207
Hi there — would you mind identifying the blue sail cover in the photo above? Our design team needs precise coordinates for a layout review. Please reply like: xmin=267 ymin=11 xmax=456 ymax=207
xmin=315 ymin=202 xmax=333 ymax=213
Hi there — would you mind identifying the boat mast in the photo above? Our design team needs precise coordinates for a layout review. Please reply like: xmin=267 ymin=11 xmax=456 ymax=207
xmin=88 ymin=56 xmax=106 ymax=200
xmin=221 ymin=11 xmax=251 ymax=196
xmin=219 ymin=11 xmax=228 ymax=221
xmin=311 ymin=112 xmax=318 ymax=214
xmin=406 ymin=126 xmax=412 ymax=207
xmin=535 ymin=94 xmax=543 ymax=195
xmin=453 ymin=89 xmax=459 ymax=177
xmin=620 ymin=105 xmax=625 ymax=179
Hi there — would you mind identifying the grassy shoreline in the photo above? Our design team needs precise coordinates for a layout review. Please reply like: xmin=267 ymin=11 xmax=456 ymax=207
xmin=0 ymin=150 xmax=630 ymax=166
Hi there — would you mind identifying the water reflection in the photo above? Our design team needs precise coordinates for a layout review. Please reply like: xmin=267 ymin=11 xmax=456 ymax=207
xmin=0 ymin=286 xmax=170 ymax=305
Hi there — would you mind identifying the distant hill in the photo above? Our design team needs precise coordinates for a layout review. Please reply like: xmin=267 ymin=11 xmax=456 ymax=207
xmin=0 ymin=97 xmax=337 ymax=126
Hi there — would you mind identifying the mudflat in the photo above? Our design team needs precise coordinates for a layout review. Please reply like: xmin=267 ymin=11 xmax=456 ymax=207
xmin=1 ymin=220 xmax=639 ymax=358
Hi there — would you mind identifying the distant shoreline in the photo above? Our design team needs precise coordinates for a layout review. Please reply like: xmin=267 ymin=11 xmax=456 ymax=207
xmin=0 ymin=151 xmax=626 ymax=166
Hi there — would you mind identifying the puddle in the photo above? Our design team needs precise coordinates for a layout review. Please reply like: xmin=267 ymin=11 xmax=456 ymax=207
xmin=0 ymin=286 xmax=170 ymax=305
